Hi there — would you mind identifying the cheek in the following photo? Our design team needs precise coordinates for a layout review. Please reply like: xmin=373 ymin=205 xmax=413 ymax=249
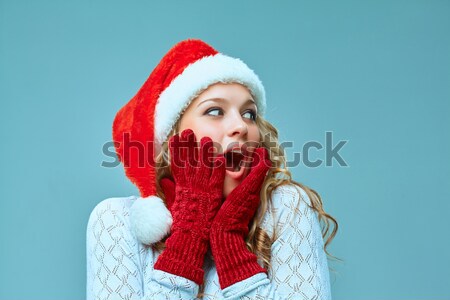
xmin=179 ymin=119 xmax=222 ymax=150
xmin=248 ymin=125 xmax=261 ymax=144
xmin=195 ymin=127 xmax=221 ymax=149
xmin=196 ymin=127 xmax=220 ymax=141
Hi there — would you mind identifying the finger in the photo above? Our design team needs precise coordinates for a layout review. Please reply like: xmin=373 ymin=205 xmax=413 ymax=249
xmin=244 ymin=148 xmax=271 ymax=192
xmin=182 ymin=129 xmax=197 ymax=169
xmin=250 ymin=147 xmax=262 ymax=169
xmin=196 ymin=137 xmax=213 ymax=183
xmin=200 ymin=136 xmax=214 ymax=169
xmin=179 ymin=129 xmax=193 ymax=169
xmin=180 ymin=128 xmax=194 ymax=138
xmin=168 ymin=134 xmax=182 ymax=175
xmin=253 ymin=147 xmax=271 ymax=171
xmin=160 ymin=177 xmax=176 ymax=211
xmin=211 ymin=154 xmax=226 ymax=188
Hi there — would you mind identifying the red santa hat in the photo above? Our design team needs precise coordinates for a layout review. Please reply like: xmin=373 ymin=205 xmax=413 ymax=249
xmin=112 ymin=39 xmax=266 ymax=245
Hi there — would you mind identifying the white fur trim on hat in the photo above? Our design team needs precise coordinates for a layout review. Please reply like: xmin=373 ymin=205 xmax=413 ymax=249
xmin=154 ymin=53 xmax=266 ymax=145
xmin=130 ymin=196 xmax=172 ymax=245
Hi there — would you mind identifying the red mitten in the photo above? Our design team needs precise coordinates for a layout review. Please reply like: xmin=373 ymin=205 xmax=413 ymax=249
xmin=210 ymin=147 xmax=272 ymax=289
xmin=154 ymin=129 xmax=226 ymax=285
xmin=160 ymin=177 xmax=176 ymax=211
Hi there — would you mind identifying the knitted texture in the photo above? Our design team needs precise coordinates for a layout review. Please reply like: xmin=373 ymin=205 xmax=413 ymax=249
xmin=86 ymin=184 xmax=332 ymax=299
xmin=210 ymin=147 xmax=272 ymax=289
xmin=154 ymin=129 xmax=226 ymax=285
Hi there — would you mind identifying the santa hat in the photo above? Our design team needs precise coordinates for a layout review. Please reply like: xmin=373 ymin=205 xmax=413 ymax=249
xmin=112 ymin=39 xmax=266 ymax=245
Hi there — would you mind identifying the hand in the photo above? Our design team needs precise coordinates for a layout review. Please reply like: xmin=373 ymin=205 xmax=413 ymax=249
xmin=154 ymin=129 xmax=226 ymax=285
xmin=210 ymin=147 xmax=272 ymax=289
xmin=212 ymin=147 xmax=271 ymax=234
xmin=168 ymin=129 xmax=226 ymax=241
xmin=160 ymin=177 xmax=175 ymax=212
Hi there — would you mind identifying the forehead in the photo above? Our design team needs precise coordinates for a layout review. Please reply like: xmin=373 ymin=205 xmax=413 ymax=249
xmin=193 ymin=82 xmax=254 ymax=103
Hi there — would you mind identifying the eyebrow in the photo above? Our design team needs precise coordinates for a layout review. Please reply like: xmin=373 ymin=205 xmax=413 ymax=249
xmin=197 ymin=98 xmax=256 ymax=108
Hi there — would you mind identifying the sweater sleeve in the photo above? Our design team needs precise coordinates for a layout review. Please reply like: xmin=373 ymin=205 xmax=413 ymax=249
xmin=221 ymin=184 xmax=332 ymax=300
xmin=86 ymin=196 xmax=199 ymax=300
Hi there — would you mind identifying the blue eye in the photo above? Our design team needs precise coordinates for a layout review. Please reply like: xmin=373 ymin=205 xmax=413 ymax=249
xmin=205 ymin=107 xmax=256 ymax=121
xmin=205 ymin=108 xmax=223 ymax=116
xmin=243 ymin=110 xmax=257 ymax=121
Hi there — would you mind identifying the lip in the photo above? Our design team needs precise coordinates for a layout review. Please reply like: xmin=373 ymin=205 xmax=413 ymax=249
xmin=222 ymin=143 xmax=252 ymax=181
xmin=224 ymin=142 xmax=249 ymax=157
xmin=225 ymin=166 xmax=246 ymax=180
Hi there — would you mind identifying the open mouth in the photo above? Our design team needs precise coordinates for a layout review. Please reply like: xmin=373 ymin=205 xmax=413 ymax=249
xmin=222 ymin=143 xmax=255 ymax=180
xmin=224 ymin=151 xmax=245 ymax=173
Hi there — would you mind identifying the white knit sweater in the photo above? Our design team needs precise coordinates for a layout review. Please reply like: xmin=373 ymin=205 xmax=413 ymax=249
xmin=86 ymin=183 xmax=332 ymax=300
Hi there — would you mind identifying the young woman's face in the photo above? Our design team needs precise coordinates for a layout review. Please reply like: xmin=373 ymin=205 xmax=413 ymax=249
xmin=178 ymin=82 xmax=261 ymax=198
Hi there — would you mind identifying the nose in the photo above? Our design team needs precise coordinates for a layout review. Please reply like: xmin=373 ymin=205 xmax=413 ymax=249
xmin=226 ymin=111 xmax=248 ymax=138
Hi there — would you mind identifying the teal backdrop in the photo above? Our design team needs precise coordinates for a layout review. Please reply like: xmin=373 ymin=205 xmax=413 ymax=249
xmin=1 ymin=1 xmax=449 ymax=299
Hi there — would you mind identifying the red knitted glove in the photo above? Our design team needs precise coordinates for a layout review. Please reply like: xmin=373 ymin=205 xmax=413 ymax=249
xmin=154 ymin=129 xmax=226 ymax=285
xmin=160 ymin=177 xmax=176 ymax=211
xmin=210 ymin=147 xmax=272 ymax=289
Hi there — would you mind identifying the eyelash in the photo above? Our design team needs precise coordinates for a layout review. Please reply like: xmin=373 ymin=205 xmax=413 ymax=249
xmin=205 ymin=107 xmax=257 ymax=121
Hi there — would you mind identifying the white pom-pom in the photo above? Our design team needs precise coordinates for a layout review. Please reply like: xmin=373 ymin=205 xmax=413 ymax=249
xmin=130 ymin=196 xmax=172 ymax=245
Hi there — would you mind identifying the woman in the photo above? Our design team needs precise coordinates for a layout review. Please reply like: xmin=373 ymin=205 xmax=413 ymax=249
xmin=86 ymin=39 xmax=337 ymax=299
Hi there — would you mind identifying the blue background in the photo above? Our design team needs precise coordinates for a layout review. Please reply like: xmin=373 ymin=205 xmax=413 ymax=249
xmin=1 ymin=1 xmax=449 ymax=299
